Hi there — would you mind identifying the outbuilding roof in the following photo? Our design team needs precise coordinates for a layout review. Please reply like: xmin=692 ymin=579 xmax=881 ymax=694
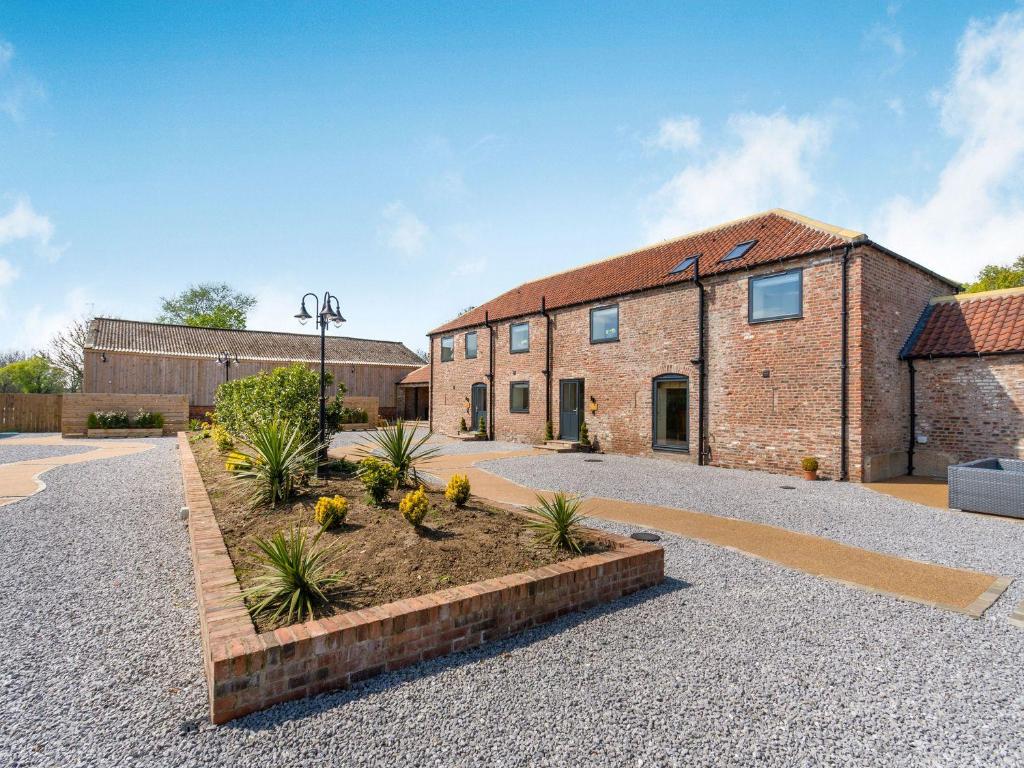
xmin=87 ymin=318 xmax=425 ymax=367
xmin=902 ymin=287 xmax=1024 ymax=359
xmin=397 ymin=364 xmax=430 ymax=385
xmin=430 ymin=209 xmax=952 ymax=335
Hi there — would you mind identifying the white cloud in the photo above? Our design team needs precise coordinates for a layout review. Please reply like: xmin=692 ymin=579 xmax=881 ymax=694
xmin=886 ymin=97 xmax=905 ymax=117
xmin=379 ymin=201 xmax=429 ymax=257
xmin=643 ymin=112 xmax=830 ymax=240
xmin=866 ymin=24 xmax=906 ymax=58
xmin=875 ymin=10 xmax=1024 ymax=281
xmin=649 ymin=116 xmax=702 ymax=152
xmin=0 ymin=38 xmax=44 ymax=121
xmin=6 ymin=286 xmax=92 ymax=351
xmin=0 ymin=258 xmax=17 ymax=288
xmin=0 ymin=197 xmax=65 ymax=262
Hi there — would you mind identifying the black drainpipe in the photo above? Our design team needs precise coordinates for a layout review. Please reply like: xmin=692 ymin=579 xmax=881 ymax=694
xmin=541 ymin=296 xmax=552 ymax=432
xmin=690 ymin=260 xmax=707 ymax=466
xmin=485 ymin=310 xmax=495 ymax=440
xmin=907 ymin=358 xmax=916 ymax=476
xmin=839 ymin=245 xmax=850 ymax=481
xmin=428 ymin=335 xmax=434 ymax=433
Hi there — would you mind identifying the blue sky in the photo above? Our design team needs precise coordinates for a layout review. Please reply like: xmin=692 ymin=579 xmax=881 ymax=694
xmin=2 ymin=2 xmax=1023 ymax=354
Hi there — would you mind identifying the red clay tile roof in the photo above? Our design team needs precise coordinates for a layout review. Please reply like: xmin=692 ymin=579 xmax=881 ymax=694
xmin=431 ymin=210 xmax=864 ymax=334
xmin=903 ymin=288 xmax=1024 ymax=358
xmin=88 ymin=317 xmax=425 ymax=367
xmin=398 ymin=364 xmax=430 ymax=385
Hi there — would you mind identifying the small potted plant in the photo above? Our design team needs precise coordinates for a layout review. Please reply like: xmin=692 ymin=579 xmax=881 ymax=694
xmin=801 ymin=456 xmax=819 ymax=481
xmin=459 ymin=416 xmax=467 ymax=433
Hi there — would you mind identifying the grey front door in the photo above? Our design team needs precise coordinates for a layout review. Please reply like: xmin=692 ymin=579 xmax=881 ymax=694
xmin=559 ymin=379 xmax=583 ymax=441
xmin=471 ymin=383 xmax=487 ymax=432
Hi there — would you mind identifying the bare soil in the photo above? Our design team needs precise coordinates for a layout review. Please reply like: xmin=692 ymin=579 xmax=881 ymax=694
xmin=190 ymin=438 xmax=609 ymax=632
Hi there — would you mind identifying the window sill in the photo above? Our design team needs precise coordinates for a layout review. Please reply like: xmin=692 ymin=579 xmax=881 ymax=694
xmin=509 ymin=349 xmax=530 ymax=354
xmin=653 ymin=444 xmax=689 ymax=453
xmin=748 ymin=314 xmax=802 ymax=325
xmin=590 ymin=337 xmax=620 ymax=345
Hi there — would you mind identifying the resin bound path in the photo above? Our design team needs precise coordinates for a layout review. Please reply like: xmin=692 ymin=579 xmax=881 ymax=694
xmin=331 ymin=444 xmax=1011 ymax=619
xmin=0 ymin=435 xmax=154 ymax=506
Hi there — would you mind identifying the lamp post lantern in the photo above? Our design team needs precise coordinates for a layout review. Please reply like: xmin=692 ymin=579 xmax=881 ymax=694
xmin=295 ymin=291 xmax=345 ymax=469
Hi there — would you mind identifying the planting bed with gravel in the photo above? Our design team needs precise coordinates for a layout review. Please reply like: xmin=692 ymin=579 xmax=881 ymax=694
xmin=191 ymin=438 xmax=608 ymax=632
xmin=4 ymin=437 xmax=1023 ymax=766
xmin=331 ymin=429 xmax=527 ymax=456
xmin=480 ymin=452 xmax=1024 ymax=619
xmin=0 ymin=441 xmax=93 ymax=464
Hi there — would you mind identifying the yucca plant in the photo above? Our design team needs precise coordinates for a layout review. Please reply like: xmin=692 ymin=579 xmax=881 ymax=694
xmin=526 ymin=492 xmax=586 ymax=554
xmin=356 ymin=420 xmax=440 ymax=488
xmin=243 ymin=527 xmax=343 ymax=624
xmin=230 ymin=418 xmax=320 ymax=508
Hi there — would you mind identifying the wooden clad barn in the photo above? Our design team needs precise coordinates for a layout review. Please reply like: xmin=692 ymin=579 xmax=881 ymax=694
xmin=83 ymin=318 xmax=425 ymax=419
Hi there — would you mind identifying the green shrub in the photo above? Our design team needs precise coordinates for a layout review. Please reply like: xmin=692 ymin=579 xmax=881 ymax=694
xmin=459 ymin=416 xmax=467 ymax=432
xmin=189 ymin=418 xmax=203 ymax=431
xmin=242 ymin=527 xmax=343 ymax=624
xmin=314 ymin=495 xmax=349 ymax=529
xmin=338 ymin=406 xmax=369 ymax=424
xmin=88 ymin=410 xmax=130 ymax=429
xmin=544 ymin=420 xmax=553 ymax=441
xmin=801 ymin=456 xmax=819 ymax=472
xmin=228 ymin=419 xmax=320 ymax=508
xmin=579 ymin=421 xmax=590 ymax=447
xmin=477 ymin=415 xmax=486 ymax=436
xmin=357 ymin=457 xmax=398 ymax=506
xmin=214 ymin=362 xmax=346 ymax=442
xmin=444 ymin=473 xmax=470 ymax=506
xmin=399 ymin=486 xmax=430 ymax=527
xmin=526 ymin=492 xmax=585 ymax=554
xmin=356 ymin=421 xmax=440 ymax=488
xmin=133 ymin=410 xmax=165 ymax=429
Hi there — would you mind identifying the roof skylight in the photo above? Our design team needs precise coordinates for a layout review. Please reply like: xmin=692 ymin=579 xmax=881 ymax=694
xmin=720 ymin=239 xmax=757 ymax=263
xmin=669 ymin=255 xmax=700 ymax=274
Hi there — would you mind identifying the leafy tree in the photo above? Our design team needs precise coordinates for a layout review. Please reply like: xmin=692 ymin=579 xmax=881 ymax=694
xmin=0 ymin=349 xmax=29 ymax=368
xmin=157 ymin=282 xmax=257 ymax=329
xmin=962 ymin=254 xmax=1024 ymax=294
xmin=0 ymin=356 xmax=65 ymax=393
xmin=45 ymin=317 xmax=90 ymax=392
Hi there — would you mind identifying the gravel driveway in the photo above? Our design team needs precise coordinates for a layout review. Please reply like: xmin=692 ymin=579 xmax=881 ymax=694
xmin=3 ymin=438 xmax=1022 ymax=766
xmin=480 ymin=452 xmax=1024 ymax=619
xmin=0 ymin=436 xmax=93 ymax=464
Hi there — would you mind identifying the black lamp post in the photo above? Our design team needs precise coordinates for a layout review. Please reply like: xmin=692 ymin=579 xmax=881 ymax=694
xmin=295 ymin=291 xmax=345 ymax=468
xmin=215 ymin=351 xmax=239 ymax=383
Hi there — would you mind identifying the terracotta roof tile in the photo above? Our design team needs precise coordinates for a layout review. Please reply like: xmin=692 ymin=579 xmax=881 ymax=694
xmin=903 ymin=288 xmax=1024 ymax=358
xmin=88 ymin=318 xmax=425 ymax=367
xmin=398 ymin=364 xmax=430 ymax=385
xmin=430 ymin=210 xmax=860 ymax=334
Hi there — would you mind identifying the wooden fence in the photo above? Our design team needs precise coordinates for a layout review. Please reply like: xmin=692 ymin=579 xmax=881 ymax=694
xmin=0 ymin=394 xmax=63 ymax=433
xmin=61 ymin=393 xmax=189 ymax=437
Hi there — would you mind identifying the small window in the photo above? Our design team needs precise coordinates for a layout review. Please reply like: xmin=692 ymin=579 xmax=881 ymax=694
xmin=721 ymin=239 xmax=757 ymax=263
xmin=510 ymin=322 xmax=530 ymax=353
xmin=465 ymin=331 xmax=478 ymax=359
xmin=590 ymin=305 xmax=619 ymax=343
xmin=440 ymin=335 xmax=454 ymax=362
xmin=510 ymin=381 xmax=530 ymax=413
xmin=749 ymin=269 xmax=803 ymax=323
xmin=669 ymin=254 xmax=699 ymax=274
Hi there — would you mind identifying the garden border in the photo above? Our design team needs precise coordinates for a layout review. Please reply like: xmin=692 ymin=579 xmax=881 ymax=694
xmin=178 ymin=431 xmax=664 ymax=723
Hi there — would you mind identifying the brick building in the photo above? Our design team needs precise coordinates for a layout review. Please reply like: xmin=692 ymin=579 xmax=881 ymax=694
xmin=901 ymin=287 xmax=1024 ymax=477
xmin=428 ymin=209 xmax=963 ymax=482
xmin=84 ymin=318 xmax=424 ymax=420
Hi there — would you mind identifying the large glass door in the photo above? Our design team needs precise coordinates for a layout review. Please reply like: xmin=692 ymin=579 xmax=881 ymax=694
xmin=653 ymin=374 xmax=688 ymax=451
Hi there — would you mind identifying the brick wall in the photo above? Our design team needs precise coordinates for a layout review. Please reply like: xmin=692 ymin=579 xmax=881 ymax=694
xmin=179 ymin=433 xmax=664 ymax=723
xmin=62 ymin=393 xmax=189 ymax=436
xmin=856 ymin=247 xmax=954 ymax=481
xmin=431 ymin=325 xmax=493 ymax=435
xmin=911 ymin=355 xmax=1024 ymax=476
xmin=429 ymin=246 xmax=958 ymax=480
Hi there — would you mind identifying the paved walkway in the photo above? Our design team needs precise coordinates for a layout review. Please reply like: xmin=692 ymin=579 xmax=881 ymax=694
xmin=0 ymin=435 xmax=154 ymax=506
xmin=330 ymin=444 xmax=1011 ymax=617
xmin=865 ymin=475 xmax=950 ymax=509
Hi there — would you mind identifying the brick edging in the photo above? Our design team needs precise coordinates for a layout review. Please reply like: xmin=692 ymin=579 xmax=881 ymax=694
xmin=178 ymin=432 xmax=664 ymax=723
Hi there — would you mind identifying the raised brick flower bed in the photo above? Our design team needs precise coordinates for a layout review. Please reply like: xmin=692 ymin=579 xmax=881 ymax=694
xmin=178 ymin=432 xmax=664 ymax=723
